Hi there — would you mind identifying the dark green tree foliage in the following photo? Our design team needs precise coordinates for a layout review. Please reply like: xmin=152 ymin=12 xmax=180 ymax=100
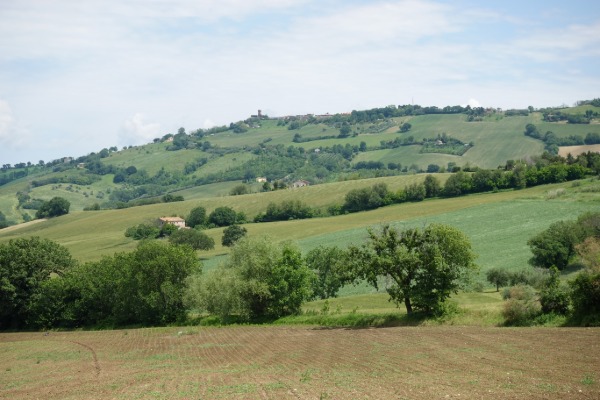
xmin=159 ymin=223 xmax=179 ymax=237
xmin=169 ymin=228 xmax=215 ymax=250
xmin=348 ymin=224 xmax=476 ymax=315
xmin=125 ymin=223 xmax=160 ymax=240
xmin=343 ymin=183 xmax=390 ymax=212
xmin=256 ymin=200 xmax=313 ymax=222
xmin=404 ymin=182 xmax=426 ymax=201
xmin=208 ymin=206 xmax=239 ymax=227
xmin=423 ymin=174 xmax=441 ymax=198
xmin=193 ymin=238 xmax=312 ymax=321
xmin=230 ymin=184 xmax=249 ymax=196
xmin=569 ymin=270 xmax=600 ymax=325
xmin=539 ymin=266 xmax=569 ymax=315
xmin=35 ymin=197 xmax=70 ymax=219
xmin=527 ymin=220 xmax=584 ymax=270
xmin=187 ymin=206 xmax=207 ymax=228
xmin=39 ymin=241 xmax=200 ymax=328
xmin=305 ymin=245 xmax=349 ymax=300
xmin=486 ymin=267 xmax=510 ymax=291
xmin=221 ymin=224 xmax=247 ymax=247
xmin=0 ymin=237 xmax=74 ymax=329
xmin=0 ymin=211 xmax=9 ymax=229
xmin=399 ymin=122 xmax=411 ymax=132
xmin=443 ymin=171 xmax=472 ymax=196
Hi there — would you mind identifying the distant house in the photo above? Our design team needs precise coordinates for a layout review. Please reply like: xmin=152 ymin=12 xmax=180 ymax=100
xmin=291 ymin=180 xmax=310 ymax=188
xmin=158 ymin=217 xmax=186 ymax=229
xmin=77 ymin=163 xmax=86 ymax=169
xmin=256 ymin=177 xmax=267 ymax=183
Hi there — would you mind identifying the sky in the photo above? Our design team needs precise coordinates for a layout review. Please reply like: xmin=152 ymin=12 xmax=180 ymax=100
xmin=1 ymin=0 xmax=599 ymax=165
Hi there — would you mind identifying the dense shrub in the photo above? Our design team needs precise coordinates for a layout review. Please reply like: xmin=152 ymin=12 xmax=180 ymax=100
xmin=169 ymin=228 xmax=215 ymax=250
xmin=502 ymin=285 xmax=542 ymax=326
xmin=35 ymin=197 xmax=70 ymax=219
xmin=569 ymin=271 xmax=600 ymax=326
xmin=125 ymin=223 xmax=160 ymax=240
xmin=221 ymin=225 xmax=247 ymax=247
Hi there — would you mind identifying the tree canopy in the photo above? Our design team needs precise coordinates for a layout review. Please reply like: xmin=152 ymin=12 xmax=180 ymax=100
xmin=35 ymin=196 xmax=70 ymax=219
xmin=0 ymin=237 xmax=75 ymax=329
xmin=348 ymin=224 xmax=477 ymax=315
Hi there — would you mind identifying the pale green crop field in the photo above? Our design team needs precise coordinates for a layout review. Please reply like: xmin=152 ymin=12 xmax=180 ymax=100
xmin=2 ymin=177 xmax=597 ymax=272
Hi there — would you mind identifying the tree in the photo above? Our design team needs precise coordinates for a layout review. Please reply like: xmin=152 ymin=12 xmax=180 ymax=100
xmin=486 ymin=267 xmax=510 ymax=292
xmin=527 ymin=220 xmax=584 ymax=270
xmin=443 ymin=171 xmax=472 ymax=197
xmin=424 ymin=174 xmax=441 ymax=198
xmin=49 ymin=241 xmax=201 ymax=328
xmin=348 ymin=224 xmax=477 ymax=315
xmin=125 ymin=223 xmax=160 ymax=240
xmin=230 ymin=184 xmax=249 ymax=196
xmin=188 ymin=237 xmax=312 ymax=321
xmin=169 ymin=228 xmax=215 ymax=250
xmin=187 ymin=206 xmax=207 ymax=228
xmin=305 ymin=245 xmax=350 ymax=300
xmin=569 ymin=269 xmax=600 ymax=324
xmin=0 ymin=237 xmax=75 ymax=329
xmin=338 ymin=123 xmax=351 ymax=138
xmin=208 ymin=206 xmax=238 ymax=227
xmin=0 ymin=211 xmax=9 ymax=229
xmin=222 ymin=224 xmax=247 ymax=247
xmin=35 ymin=197 xmax=70 ymax=219
xmin=399 ymin=122 xmax=412 ymax=132
xmin=539 ymin=266 xmax=569 ymax=315
xmin=404 ymin=182 xmax=426 ymax=201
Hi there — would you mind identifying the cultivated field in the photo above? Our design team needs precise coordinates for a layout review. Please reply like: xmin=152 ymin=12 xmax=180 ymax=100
xmin=559 ymin=144 xmax=600 ymax=158
xmin=1 ymin=326 xmax=598 ymax=399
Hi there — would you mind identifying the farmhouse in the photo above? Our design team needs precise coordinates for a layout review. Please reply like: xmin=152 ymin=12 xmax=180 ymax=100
xmin=291 ymin=180 xmax=310 ymax=188
xmin=158 ymin=217 xmax=186 ymax=229
xmin=256 ymin=177 xmax=267 ymax=183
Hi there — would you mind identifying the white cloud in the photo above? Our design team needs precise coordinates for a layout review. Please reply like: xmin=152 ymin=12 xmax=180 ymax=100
xmin=120 ymin=113 xmax=162 ymax=146
xmin=0 ymin=1 xmax=598 ymax=164
xmin=203 ymin=119 xmax=216 ymax=129
xmin=0 ymin=100 xmax=30 ymax=151
xmin=467 ymin=99 xmax=481 ymax=108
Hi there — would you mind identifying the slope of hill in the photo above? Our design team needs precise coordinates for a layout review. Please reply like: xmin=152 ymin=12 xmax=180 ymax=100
xmin=1 ymin=103 xmax=599 ymax=227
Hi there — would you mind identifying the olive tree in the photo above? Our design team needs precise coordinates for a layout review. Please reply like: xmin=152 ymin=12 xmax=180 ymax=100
xmin=348 ymin=224 xmax=477 ymax=315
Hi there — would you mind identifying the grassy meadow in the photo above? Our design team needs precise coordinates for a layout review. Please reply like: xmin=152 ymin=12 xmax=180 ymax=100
xmin=2 ymin=176 xmax=598 ymax=286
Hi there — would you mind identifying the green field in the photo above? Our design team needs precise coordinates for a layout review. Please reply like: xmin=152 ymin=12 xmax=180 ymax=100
xmin=2 ymin=107 xmax=600 ymax=226
xmin=2 ymin=176 xmax=598 ymax=286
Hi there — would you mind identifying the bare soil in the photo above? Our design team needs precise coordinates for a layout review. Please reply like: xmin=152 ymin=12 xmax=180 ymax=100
xmin=1 ymin=325 xmax=598 ymax=399
xmin=558 ymin=144 xmax=600 ymax=157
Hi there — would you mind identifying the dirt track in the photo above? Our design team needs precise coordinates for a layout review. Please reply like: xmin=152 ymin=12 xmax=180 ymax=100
xmin=1 ymin=325 xmax=598 ymax=399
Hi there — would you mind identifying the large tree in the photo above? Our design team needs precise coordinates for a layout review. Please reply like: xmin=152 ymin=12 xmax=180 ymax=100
xmin=348 ymin=224 xmax=477 ymax=315
xmin=187 ymin=237 xmax=312 ymax=321
xmin=527 ymin=220 xmax=584 ymax=270
xmin=35 ymin=197 xmax=70 ymax=219
xmin=0 ymin=237 xmax=74 ymax=329
xmin=187 ymin=206 xmax=207 ymax=228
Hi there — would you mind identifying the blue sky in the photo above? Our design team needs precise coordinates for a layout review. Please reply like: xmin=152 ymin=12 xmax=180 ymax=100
xmin=1 ymin=0 xmax=599 ymax=165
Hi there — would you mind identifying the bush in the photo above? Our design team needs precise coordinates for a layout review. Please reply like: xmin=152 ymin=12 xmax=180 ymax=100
xmin=35 ymin=197 xmax=70 ymax=219
xmin=502 ymin=285 xmax=542 ymax=326
xmin=222 ymin=225 xmax=247 ymax=247
xmin=539 ymin=267 xmax=569 ymax=315
xmin=169 ymin=228 xmax=215 ymax=250
xmin=208 ymin=206 xmax=239 ymax=227
xmin=186 ymin=237 xmax=313 ymax=321
xmin=569 ymin=270 xmax=600 ymax=325
xmin=124 ymin=223 xmax=160 ymax=240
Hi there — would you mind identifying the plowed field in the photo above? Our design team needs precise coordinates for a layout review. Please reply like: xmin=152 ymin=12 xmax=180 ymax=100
xmin=1 ymin=326 xmax=598 ymax=399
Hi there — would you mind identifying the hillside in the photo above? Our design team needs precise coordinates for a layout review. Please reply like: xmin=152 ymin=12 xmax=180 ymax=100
xmin=1 ymin=103 xmax=600 ymax=226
